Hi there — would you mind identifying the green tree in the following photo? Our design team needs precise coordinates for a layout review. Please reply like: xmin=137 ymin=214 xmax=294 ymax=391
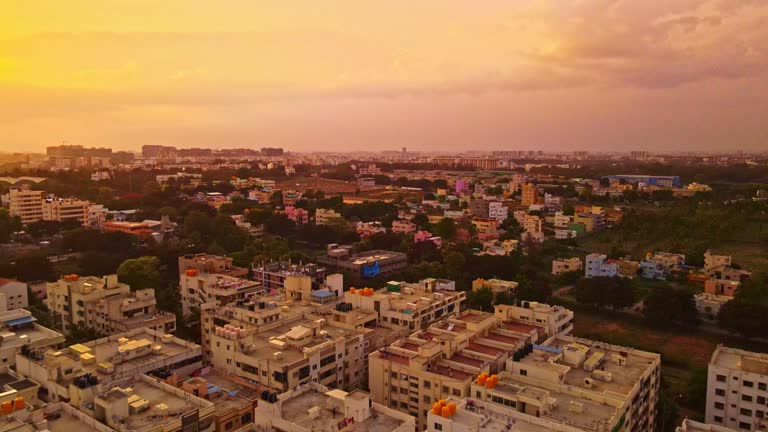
xmin=66 ymin=322 xmax=104 ymax=345
xmin=0 ymin=209 xmax=21 ymax=243
xmin=468 ymin=287 xmax=495 ymax=312
xmin=433 ymin=218 xmax=457 ymax=239
xmin=643 ymin=286 xmax=699 ymax=327
xmin=117 ymin=256 xmax=164 ymax=291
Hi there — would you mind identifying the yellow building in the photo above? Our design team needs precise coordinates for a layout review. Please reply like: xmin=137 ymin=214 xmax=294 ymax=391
xmin=8 ymin=187 xmax=44 ymax=225
xmin=521 ymin=183 xmax=539 ymax=207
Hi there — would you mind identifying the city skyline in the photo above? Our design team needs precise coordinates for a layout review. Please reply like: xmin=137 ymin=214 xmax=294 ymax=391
xmin=1 ymin=0 xmax=767 ymax=153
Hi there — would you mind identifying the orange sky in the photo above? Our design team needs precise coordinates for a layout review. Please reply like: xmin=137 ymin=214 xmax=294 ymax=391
xmin=1 ymin=0 xmax=766 ymax=153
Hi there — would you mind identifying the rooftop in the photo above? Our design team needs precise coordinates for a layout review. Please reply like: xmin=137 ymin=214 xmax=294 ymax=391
xmin=279 ymin=387 xmax=410 ymax=432
xmin=711 ymin=345 xmax=768 ymax=374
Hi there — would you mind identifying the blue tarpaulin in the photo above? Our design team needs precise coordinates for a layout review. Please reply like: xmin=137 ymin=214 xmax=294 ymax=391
xmin=4 ymin=316 xmax=36 ymax=326
xmin=533 ymin=344 xmax=562 ymax=354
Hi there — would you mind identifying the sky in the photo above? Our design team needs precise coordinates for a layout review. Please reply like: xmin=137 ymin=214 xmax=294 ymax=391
xmin=1 ymin=0 xmax=767 ymax=153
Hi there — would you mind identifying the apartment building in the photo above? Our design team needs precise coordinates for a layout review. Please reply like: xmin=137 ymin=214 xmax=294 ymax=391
xmin=7 ymin=187 xmax=44 ymax=224
xmin=254 ymin=382 xmax=415 ymax=432
xmin=0 ymin=279 xmax=28 ymax=310
xmin=494 ymin=303 xmax=574 ymax=339
xmin=552 ymin=257 xmax=583 ymax=275
xmin=392 ymin=219 xmax=417 ymax=233
xmin=705 ymin=279 xmax=740 ymax=297
xmin=47 ymin=274 xmax=127 ymax=332
xmin=488 ymin=201 xmax=508 ymax=221
xmin=521 ymin=183 xmax=539 ymax=206
xmin=251 ymin=260 xmax=326 ymax=292
xmin=694 ymin=293 xmax=732 ymax=323
xmin=180 ymin=270 xmax=262 ymax=317
xmin=284 ymin=205 xmax=309 ymax=225
xmin=102 ymin=221 xmax=153 ymax=239
xmin=554 ymin=211 xmax=573 ymax=228
xmin=0 ymin=309 xmax=64 ymax=366
xmin=585 ymin=254 xmax=618 ymax=278
xmin=200 ymin=297 xmax=392 ymax=394
xmin=618 ymin=258 xmax=641 ymax=278
xmin=471 ymin=278 xmax=519 ymax=297
xmin=501 ymin=335 xmax=660 ymax=431
xmin=469 ymin=199 xmax=490 ymax=219
xmin=314 ymin=208 xmax=343 ymax=225
xmin=344 ymin=279 xmax=466 ymax=332
xmin=706 ymin=345 xmax=768 ymax=431
xmin=15 ymin=328 xmax=203 ymax=404
xmin=677 ymin=419 xmax=738 ymax=432
xmin=179 ymin=253 xmax=249 ymax=278
xmin=42 ymin=198 xmax=89 ymax=224
xmin=369 ymin=306 xmax=573 ymax=429
xmin=177 ymin=373 xmax=259 ymax=432
xmin=318 ymin=246 xmax=408 ymax=278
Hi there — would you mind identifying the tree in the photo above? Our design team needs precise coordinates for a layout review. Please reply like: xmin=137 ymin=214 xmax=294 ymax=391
xmin=0 ymin=209 xmax=21 ymax=242
xmin=412 ymin=213 xmax=429 ymax=228
xmin=433 ymin=218 xmax=457 ymax=239
xmin=117 ymin=256 xmax=164 ymax=291
xmin=468 ymin=287 xmax=495 ymax=312
xmin=718 ymin=301 xmax=768 ymax=338
xmin=7 ymin=255 xmax=57 ymax=282
xmin=643 ymin=286 xmax=699 ymax=327
xmin=269 ymin=191 xmax=284 ymax=207
xmin=444 ymin=252 xmax=466 ymax=281
xmin=66 ymin=322 xmax=104 ymax=345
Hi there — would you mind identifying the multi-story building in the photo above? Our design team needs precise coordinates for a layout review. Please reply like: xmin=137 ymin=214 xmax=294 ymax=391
xmin=47 ymin=274 xmax=126 ymax=332
xmin=283 ymin=205 xmax=309 ymax=226
xmin=488 ymin=201 xmax=508 ymax=221
xmin=7 ymin=187 xmax=44 ymax=225
xmin=0 ymin=278 xmax=29 ymax=310
xmin=704 ymin=278 xmax=740 ymax=297
xmin=472 ymin=278 xmax=519 ymax=297
xmin=42 ymin=198 xmax=90 ymax=224
xmin=254 ymin=382 xmax=415 ymax=432
xmin=84 ymin=204 xmax=108 ymax=228
xmin=359 ymin=164 xmax=383 ymax=176
xmin=706 ymin=345 xmax=768 ymax=430
xmin=315 ymin=208 xmax=343 ymax=225
xmin=15 ymin=328 xmax=203 ymax=404
xmin=251 ymin=260 xmax=327 ymax=292
xmin=318 ymin=246 xmax=408 ymax=278
xmin=554 ymin=211 xmax=573 ymax=228
xmin=179 ymin=253 xmax=249 ymax=278
xmin=102 ymin=221 xmax=153 ymax=239
xmin=392 ymin=219 xmax=417 ymax=233
xmin=676 ymin=419 xmax=738 ymax=431
xmin=585 ymin=253 xmax=618 ymax=278
xmin=179 ymin=270 xmax=262 ymax=318
xmin=345 ymin=279 xmax=465 ymax=333
xmin=521 ymin=214 xmax=544 ymax=244
xmin=177 ymin=373 xmax=259 ymax=432
xmin=46 ymin=274 xmax=174 ymax=335
xmin=618 ymin=258 xmax=641 ymax=278
xmin=369 ymin=306 xmax=574 ymax=429
xmin=552 ymin=257 xmax=583 ymax=275
xmin=694 ymin=293 xmax=731 ymax=323
xmin=641 ymin=252 xmax=686 ymax=279
xmin=429 ymin=335 xmax=660 ymax=432
xmin=469 ymin=199 xmax=490 ymax=219
xmin=521 ymin=183 xmax=539 ymax=207
xmin=0 ymin=308 xmax=64 ymax=366
xmin=603 ymin=175 xmax=680 ymax=188
xmin=200 ymin=296 xmax=391 ymax=394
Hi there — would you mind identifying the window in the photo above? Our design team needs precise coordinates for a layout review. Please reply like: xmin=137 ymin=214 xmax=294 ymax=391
xmin=740 ymin=408 xmax=752 ymax=416
xmin=742 ymin=395 xmax=753 ymax=402
xmin=520 ymin=369 xmax=527 ymax=376
xmin=738 ymin=421 xmax=750 ymax=430
xmin=241 ymin=413 xmax=252 ymax=423
xmin=423 ymin=381 xmax=431 ymax=389
xmin=758 ymin=396 xmax=766 ymax=405
xmin=391 ymin=372 xmax=397 ymax=379
xmin=717 ymin=375 xmax=726 ymax=382
xmin=423 ymin=395 xmax=431 ymax=403
xmin=434 ymin=423 xmax=443 ymax=431
xmin=715 ymin=402 xmax=725 ymax=410
xmin=453 ymin=389 xmax=461 ymax=396
xmin=744 ymin=381 xmax=754 ymax=388
xmin=759 ymin=383 xmax=767 ymax=391
xmin=716 ymin=389 xmax=726 ymax=396
xmin=225 ymin=421 xmax=234 ymax=431
xmin=714 ymin=416 xmax=723 ymax=423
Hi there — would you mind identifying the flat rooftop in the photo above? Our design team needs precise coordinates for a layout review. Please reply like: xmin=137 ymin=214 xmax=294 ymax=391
xmin=280 ymin=389 xmax=407 ymax=432
xmin=711 ymin=345 xmax=768 ymax=374
xmin=118 ymin=380 xmax=210 ymax=432
xmin=181 ymin=374 xmax=257 ymax=416
xmin=46 ymin=410 xmax=108 ymax=432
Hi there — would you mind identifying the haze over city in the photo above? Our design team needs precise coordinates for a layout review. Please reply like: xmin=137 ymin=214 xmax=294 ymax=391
xmin=2 ymin=0 xmax=767 ymax=153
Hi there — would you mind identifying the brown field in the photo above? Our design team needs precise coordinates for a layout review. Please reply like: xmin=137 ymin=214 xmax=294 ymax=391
xmin=277 ymin=177 xmax=357 ymax=194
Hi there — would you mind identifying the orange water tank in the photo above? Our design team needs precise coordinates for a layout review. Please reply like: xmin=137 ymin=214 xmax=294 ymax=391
xmin=1 ymin=401 xmax=11 ymax=414
xmin=441 ymin=406 xmax=451 ymax=418
xmin=431 ymin=403 xmax=442 ymax=415
xmin=438 ymin=399 xmax=447 ymax=407
xmin=350 ymin=288 xmax=356 ymax=294
xmin=447 ymin=402 xmax=457 ymax=415
xmin=13 ymin=397 xmax=24 ymax=410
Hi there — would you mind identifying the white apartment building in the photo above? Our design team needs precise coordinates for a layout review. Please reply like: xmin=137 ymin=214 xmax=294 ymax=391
xmin=706 ymin=345 xmax=768 ymax=431
xmin=0 ymin=308 xmax=64 ymax=367
xmin=392 ymin=219 xmax=417 ymax=233
xmin=180 ymin=271 xmax=262 ymax=317
xmin=585 ymin=253 xmax=619 ymax=278
xmin=488 ymin=201 xmax=508 ymax=221
xmin=0 ymin=279 xmax=29 ymax=310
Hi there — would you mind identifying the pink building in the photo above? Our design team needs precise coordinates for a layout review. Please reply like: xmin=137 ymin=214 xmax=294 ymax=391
xmin=284 ymin=205 xmax=309 ymax=225
xmin=414 ymin=231 xmax=442 ymax=248
xmin=454 ymin=179 xmax=469 ymax=194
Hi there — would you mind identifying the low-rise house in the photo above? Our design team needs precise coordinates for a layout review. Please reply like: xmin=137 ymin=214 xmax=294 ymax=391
xmin=552 ymin=257 xmax=582 ymax=275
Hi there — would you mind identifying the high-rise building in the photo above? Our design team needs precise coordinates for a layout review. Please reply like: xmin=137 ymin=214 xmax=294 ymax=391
xmin=42 ymin=198 xmax=90 ymax=224
xmin=706 ymin=345 xmax=768 ymax=430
